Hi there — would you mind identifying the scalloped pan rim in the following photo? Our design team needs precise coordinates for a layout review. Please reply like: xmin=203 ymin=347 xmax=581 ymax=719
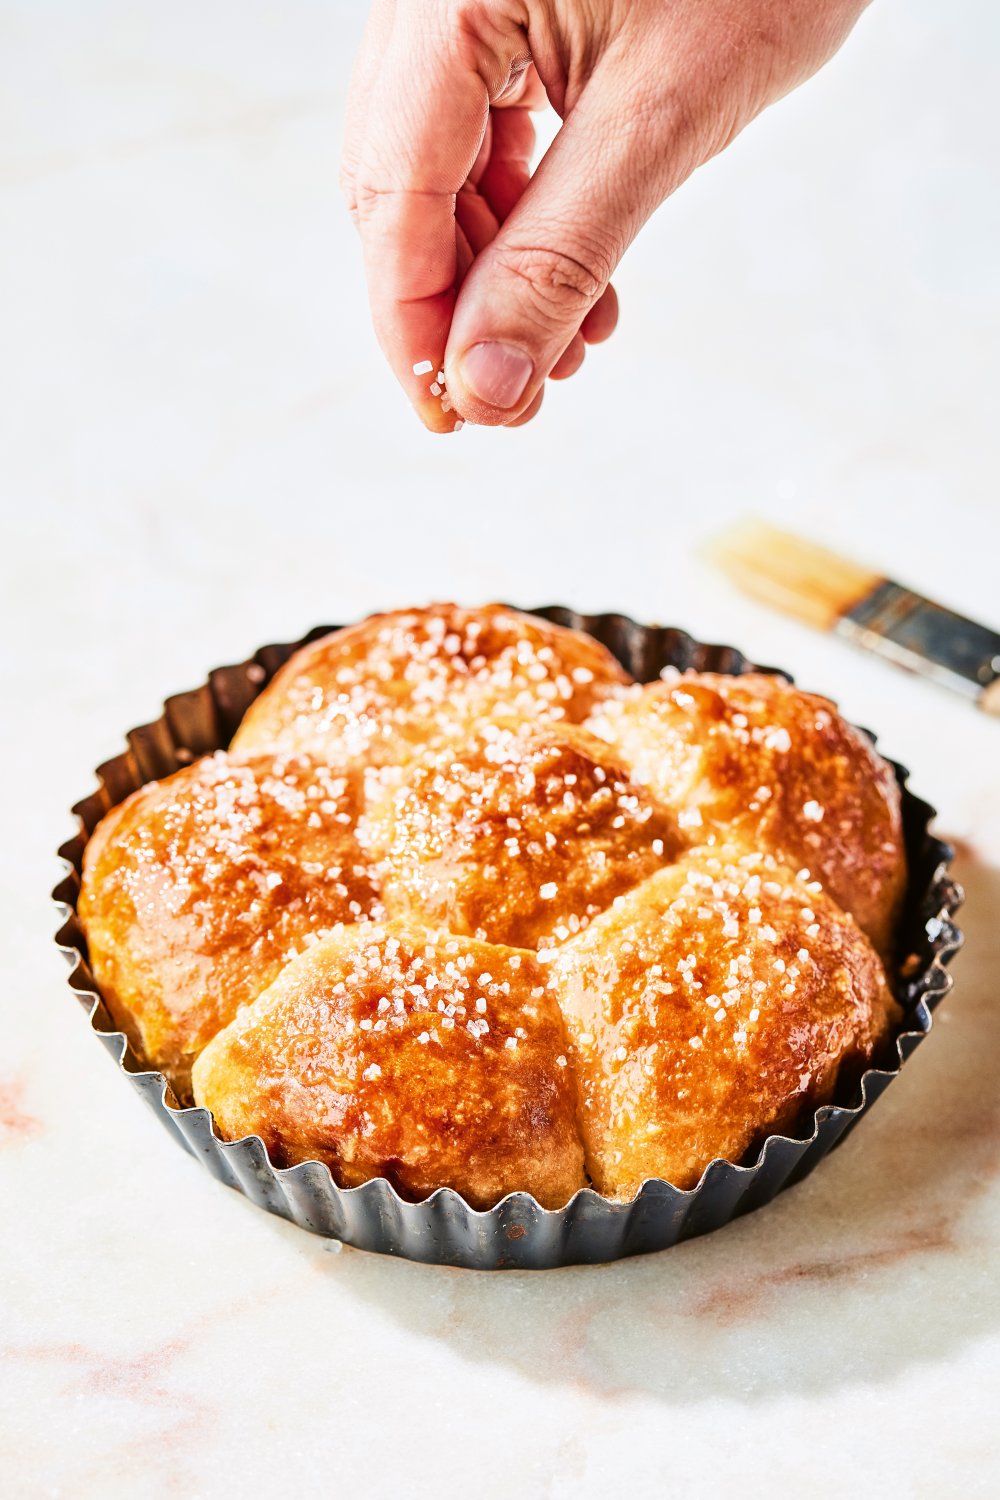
xmin=52 ymin=608 xmax=965 ymax=1268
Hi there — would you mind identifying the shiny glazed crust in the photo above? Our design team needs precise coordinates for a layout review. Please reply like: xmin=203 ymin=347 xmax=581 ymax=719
xmin=549 ymin=848 xmax=900 ymax=1198
xmin=80 ymin=605 xmax=909 ymax=1206
xmin=585 ymin=672 xmax=907 ymax=958
xmin=79 ymin=752 xmax=379 ymax=1099
xmin=191 ymin=922 xmax=586 ymax=1210
xmin=230 ymin=603 xmax=630 ymax=767
xmin=362 ymin=724 xmax=680 ymax=950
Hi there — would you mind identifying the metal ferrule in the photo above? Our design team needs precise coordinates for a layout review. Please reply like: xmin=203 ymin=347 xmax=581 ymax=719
xmin=839 ymin=580 xmax=1000 ymax=703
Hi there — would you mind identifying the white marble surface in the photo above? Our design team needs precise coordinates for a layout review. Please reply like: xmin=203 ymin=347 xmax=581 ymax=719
xmin=3 ymin=1 xmax=999 ymax=1495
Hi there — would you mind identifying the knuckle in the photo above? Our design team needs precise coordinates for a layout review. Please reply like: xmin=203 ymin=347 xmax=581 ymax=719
xmin=338 ymin=164 xmax=358 ymax=213
xmin=352 ymin=180 xmax=389 ymax=225
xmin=496 ymin=240 xmax=613 ymax=324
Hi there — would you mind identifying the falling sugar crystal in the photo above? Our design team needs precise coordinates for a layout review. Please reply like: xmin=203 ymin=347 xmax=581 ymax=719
xmin=412 ymin=359 xmax=434 ymax=376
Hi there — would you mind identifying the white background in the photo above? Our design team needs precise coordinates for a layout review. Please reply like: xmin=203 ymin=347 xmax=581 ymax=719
xmin=2 ymin=2 xmax=999 ymax=1496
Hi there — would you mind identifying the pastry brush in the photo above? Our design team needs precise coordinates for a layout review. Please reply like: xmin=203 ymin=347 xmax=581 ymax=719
xmin=706 ymin=518 xmax=1000 ymax=715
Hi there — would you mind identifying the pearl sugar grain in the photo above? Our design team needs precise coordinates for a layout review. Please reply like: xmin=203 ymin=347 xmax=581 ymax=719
xmin=412 ymin=356 xmax=464 ymax=432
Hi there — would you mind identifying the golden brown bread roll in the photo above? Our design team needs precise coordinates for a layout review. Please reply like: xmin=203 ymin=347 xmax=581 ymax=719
xmin=549 ymin=847 xmax=900 ymax=1198
xmin=585 ymin=672 xmax=906 ymax=957
xmin=192 ymin=922 xmax=586 ymax=1209
xmin=231 ymin=603 xmax=630 ymax=768
xmin=80 ymin=606 xmax=910 ymax=1207
xmin=79 ymin=752 xmax=379 ymax=1099
xmin=362 ymin=724 xmax=679 ymax=950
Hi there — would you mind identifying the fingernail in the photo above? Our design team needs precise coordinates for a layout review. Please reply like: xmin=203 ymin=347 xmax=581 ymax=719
xmin=460 ymin=342 xmax=533 ymax=409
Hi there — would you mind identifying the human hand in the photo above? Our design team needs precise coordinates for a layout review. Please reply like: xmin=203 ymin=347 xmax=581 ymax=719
xmin=341 ymin=0 xmax=869 ymax=432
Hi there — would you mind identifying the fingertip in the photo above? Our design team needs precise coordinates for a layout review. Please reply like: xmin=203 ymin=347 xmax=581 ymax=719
xmin=581 ymin=283 xmax=619 ymax=345
xmin=549 ymin=335 xmax=586 ymax=381
xmin=508 ymin=386 xmax=545 ymax=428
xmin=455 ymin=188 xmax=500 ymax=259
xmin=413 ymin=386 xmax=464 ymax=434
xmin=444 ymin=340 xmax=535 ymax=426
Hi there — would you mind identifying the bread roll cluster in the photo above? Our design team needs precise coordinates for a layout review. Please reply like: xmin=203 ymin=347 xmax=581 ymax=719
xmin=81 ymin=605 xmax=904 ymax=1205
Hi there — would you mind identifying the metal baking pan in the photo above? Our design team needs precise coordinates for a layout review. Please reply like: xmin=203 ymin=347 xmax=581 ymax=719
xmin=53 ymin=608 xmax=964 ymax=1269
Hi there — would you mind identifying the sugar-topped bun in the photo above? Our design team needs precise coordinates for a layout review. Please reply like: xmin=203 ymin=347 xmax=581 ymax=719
xmin=363 ymin=724 xmax=679 ymax=950
xmin=81 ymin=606 xmax=910 ymax=1205
xmin=192 ymin=922 xmax=586 ymax=1209
xmin=79 ymin=752 xmax=379 ymax=1099
xmin=549 ymin=847 xmax=900 ymax=1198
xmin=585 ymin=672 xmax=906 ymax=957
xmin=231 ymin=604 xmax=630 ymax=768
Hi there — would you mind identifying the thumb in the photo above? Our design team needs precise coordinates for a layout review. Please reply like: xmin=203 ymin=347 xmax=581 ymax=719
xmin=443 ymin=61 xmax=667 ymax=425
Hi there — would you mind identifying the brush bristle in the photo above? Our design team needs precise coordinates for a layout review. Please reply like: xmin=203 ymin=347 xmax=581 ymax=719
xmin=705 ymin=520 xmax=883 ymax=632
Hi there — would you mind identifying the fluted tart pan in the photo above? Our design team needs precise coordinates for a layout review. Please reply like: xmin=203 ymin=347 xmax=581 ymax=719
xmin=53 ymin=609 xmax=963 ymax=1269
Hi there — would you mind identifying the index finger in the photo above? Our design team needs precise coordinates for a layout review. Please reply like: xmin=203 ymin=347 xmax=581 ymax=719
xmin=354 ymin=27 xmax=496 ymax=432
